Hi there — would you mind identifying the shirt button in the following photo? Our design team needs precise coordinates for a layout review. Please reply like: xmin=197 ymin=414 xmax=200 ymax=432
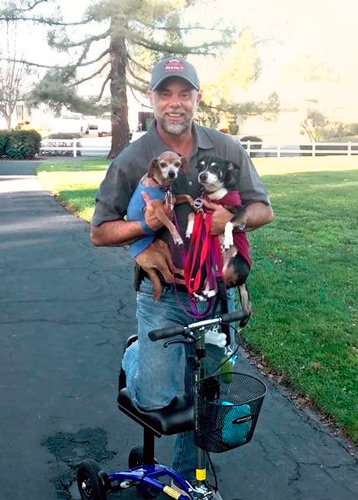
xmin=188 ymin=181 xmax=193 ymax=185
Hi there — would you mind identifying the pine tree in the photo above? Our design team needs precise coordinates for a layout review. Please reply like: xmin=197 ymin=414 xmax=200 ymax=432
xmin=1 ymin=0 xmax=234 ymax=158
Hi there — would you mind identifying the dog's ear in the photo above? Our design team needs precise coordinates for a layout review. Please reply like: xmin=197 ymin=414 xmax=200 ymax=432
xmin=180 ymin=156 xmax=190 ymax=175
xmin=148 ymin=158 xmax=158 ymax=178
xmin=225 ymin=161 xmax=240 ymax=189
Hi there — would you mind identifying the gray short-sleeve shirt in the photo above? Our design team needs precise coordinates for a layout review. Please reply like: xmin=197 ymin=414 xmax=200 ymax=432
xmin=92 ymin=121 xmax=270 ymax=231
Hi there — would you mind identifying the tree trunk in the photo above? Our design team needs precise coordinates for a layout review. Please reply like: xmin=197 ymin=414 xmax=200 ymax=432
xmin=108 ymin=20 xmax=130 ymax=160
xmin=5 ymin=113 xmax=12 ymax=130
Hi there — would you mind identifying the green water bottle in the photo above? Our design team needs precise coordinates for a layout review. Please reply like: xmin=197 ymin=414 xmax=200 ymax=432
xmin=220 ymin=349 xmax=236 ymax=383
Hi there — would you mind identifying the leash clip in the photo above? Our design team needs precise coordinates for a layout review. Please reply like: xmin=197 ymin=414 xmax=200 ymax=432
xmin=164 ymin=189 xmax=174 ymax=211
xmin=193 ymin=197 xmax=204 ymax=212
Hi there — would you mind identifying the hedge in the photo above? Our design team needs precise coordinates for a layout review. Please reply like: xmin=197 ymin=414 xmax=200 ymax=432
xmin=0 ymin=129 xmax=42 ymax=159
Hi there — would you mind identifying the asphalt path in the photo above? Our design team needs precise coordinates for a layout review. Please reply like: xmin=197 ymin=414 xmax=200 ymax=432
xmin=0 ymin=160 xmax=357 ymax=500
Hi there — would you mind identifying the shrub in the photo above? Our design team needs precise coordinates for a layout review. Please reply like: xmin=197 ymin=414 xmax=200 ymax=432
xmin=47 ymin=132 xmax=81 ymax=139
xmin=229 ymin=123 xmax=239 ymax=135
xmin=346 ymin=123 xmax=358 ymax=136
xmin=240 ymin=136 xmax=262 ymax=157
xmin=240 ymin=135 xmax=262 ymax=145
xmin=0 ymin=131 xmax=10 ymax=156
xmin=5 ymin=130 xmax=42 ymax=159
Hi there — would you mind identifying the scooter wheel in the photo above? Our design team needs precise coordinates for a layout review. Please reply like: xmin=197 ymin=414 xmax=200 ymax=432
xmin=128 ymin=446 xmax=160 ymax=499
xmin=77 ymin=459 xmax=106 ymax=500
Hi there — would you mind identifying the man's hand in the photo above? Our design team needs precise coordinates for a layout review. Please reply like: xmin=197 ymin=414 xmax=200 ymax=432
xmin=201 ymin=199 xmax=233 ymax=235
xmin=201 ymin=199 xmax=274 ymax=234
xmin=141 ymin=191 xmax=170 ymax=232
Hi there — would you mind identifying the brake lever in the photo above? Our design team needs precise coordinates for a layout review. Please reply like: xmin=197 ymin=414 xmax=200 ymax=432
xmin=164 ymin=336 xmax=196 ymax=348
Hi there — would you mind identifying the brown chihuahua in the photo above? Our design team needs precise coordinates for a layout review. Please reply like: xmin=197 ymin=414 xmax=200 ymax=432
xmin=127 ymin=151 xmax=193 ymax=301
xmin=141 ymin=151 xmax=191 ymax=245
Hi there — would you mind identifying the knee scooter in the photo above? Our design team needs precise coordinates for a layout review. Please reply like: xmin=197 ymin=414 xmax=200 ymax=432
xmin=77 ymin=310 xmax=266 ymax=500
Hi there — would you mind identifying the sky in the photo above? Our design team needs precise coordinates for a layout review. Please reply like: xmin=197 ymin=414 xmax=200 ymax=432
xmin=8 ymin=0 xmax=358 ymax=115
xmin=183 ymin=0 xmax=358 ymax=83
xmin=26 ymin=0 xmax=358 ymax=78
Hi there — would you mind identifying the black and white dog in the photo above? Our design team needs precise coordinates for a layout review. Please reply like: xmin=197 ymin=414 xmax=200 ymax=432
xmin=187 ymin=155 xmax=252 ymax=316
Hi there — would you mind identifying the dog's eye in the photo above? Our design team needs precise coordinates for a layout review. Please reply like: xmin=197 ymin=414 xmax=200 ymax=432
xmin=210 ymin=162 xmax=217 ymax=168
xmin=159 ymin=161 xmax=167 ymax=168
xmin=174 ymin=161 xmax=181 ymax=167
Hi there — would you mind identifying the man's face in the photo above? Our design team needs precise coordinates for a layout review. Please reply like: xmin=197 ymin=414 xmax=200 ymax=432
xmin=148 ymin=78 xmax=202 ymax=136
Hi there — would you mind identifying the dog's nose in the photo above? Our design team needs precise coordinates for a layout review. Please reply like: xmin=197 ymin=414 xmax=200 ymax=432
xmin=168 ymin=170 xmax=176 ymax=179
xmin=199 ymin=172 xmax=208 ymax=182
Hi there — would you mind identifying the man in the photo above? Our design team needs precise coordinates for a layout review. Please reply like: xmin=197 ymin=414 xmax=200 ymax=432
xmin=91 ymin=56 xmax=273 ymax=498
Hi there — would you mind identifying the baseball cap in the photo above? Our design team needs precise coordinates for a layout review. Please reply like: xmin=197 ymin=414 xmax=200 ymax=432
xmin=150 ymin=56 xmax=200 ymax=91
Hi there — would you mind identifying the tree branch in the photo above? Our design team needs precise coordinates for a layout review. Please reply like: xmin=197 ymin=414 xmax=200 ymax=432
xmin=127 ymin=81 xmax=148 ymax=94
xmin=0 ymin=13 xmax=94 ymax=26
xmin=49 ymin=28 xmax=111 ymax=50
xmin=132 ymin=19 xmax=236 ymax=36
xmin=127 ymin=63 xmax=149 ymax=86
xmin=128 ymin=85 xmax=151 ymax=109
xmin=129 ymin=32 xmax=230 ymax=55
xmin=98 ymin=73 xmax=110 ymax=101
xmin=1 ymin=48 xmax=110 ymax=70
xmin=23 ymin=0 xmax=48 ymax=11
xmin=70 ymin=60 xmax=110 ymax=87
xmin=127 ymin=53 xmax=151 ymax=75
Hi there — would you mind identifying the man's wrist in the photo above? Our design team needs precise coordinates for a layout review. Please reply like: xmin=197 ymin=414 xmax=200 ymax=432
xmin=231 ymin=207 xmax=247 ymax=232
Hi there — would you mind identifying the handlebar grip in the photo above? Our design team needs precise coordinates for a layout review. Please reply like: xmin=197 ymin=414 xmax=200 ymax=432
xmin=221 ymin=310 xmax=248 ymax=325
xmin=148 ymin=324 xmax=185 ymax=341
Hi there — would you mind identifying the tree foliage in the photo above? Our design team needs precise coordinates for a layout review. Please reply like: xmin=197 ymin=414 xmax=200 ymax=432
xmin=0 ymin=1 xmax=276 ymax=155
xmin=197 ymin=27 xmax=278 ymax=132
xmin=1 ymin=0 xmax=237 ymax=157
xmin=301 ymin=110 xmax=339 ymax=142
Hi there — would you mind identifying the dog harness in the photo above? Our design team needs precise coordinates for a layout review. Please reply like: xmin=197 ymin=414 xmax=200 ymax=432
xmin=204 ymin=190 xmax=252 ymax=269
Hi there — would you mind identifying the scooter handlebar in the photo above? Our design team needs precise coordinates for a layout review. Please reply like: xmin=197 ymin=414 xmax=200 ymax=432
xmin=148 ymin=310 xmax=248 ymax=342
xmin=148 ymin=324 xmax=186 ymax=341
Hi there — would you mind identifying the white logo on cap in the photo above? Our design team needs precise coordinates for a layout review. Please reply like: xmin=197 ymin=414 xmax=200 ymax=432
xmin=164 ymin=59 xmax=185 ymax=73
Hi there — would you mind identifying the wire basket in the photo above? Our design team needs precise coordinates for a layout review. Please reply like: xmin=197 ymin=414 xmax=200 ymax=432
xmin=194 ymin=372 xmax=267 ymax=453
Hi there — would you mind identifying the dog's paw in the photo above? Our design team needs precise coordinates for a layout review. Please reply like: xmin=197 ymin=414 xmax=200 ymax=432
xmin=186 ymin=219 xmax=194 ymax=238
xmin=202 ymin=289 xmax=217 ymax=298
xmin=193 ymin=292 xmax=207 ymax=302
xmin=224 ymin=221 xmax=234 ymax=249
xmin=173 ymin=235 xmax=184 ymax=246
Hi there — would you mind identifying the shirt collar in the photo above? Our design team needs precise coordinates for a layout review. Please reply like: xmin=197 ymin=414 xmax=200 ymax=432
xmin=192 ymin=122 xmax=214 ymax=152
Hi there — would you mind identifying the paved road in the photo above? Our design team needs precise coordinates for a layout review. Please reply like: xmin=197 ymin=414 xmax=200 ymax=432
xmin=0 ymin=160 xmax=357 ymax=500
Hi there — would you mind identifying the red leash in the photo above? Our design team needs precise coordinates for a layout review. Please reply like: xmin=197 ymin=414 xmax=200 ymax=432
xmin=184 ymin=211 xmax=224 ymax=318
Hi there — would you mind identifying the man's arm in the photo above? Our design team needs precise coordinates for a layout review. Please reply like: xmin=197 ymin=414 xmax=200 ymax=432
xmin=90 ymin=190 xmax=173 ymax=246
xmin=90 ymin=219 xmax=144 ymax=247
xmin=203 ymin=200 xmax=274 ymax=235
xmin=241 ymin=201 xmax=274 ymax=232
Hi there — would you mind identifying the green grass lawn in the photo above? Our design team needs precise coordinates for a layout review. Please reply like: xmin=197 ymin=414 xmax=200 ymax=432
xmin=36 ymin=156 xmax=358 ymax=442
xmin=37 ymin=159 xmax=109 ymax=222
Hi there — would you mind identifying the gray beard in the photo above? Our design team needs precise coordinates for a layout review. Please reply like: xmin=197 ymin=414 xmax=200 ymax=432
xmin=160 ymin=112 xmax=195 ymax=136
xmin=162 ymin=122 xmax=188 ymax=135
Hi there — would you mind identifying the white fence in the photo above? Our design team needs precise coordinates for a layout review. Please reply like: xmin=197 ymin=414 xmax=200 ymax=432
xmin=242 ymin=141 xmax=358 ymax=158
xmin=40 ymin=138 xmax=111 ymax=158
xmin=40 ymin=138 xmax=358 ymax=158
